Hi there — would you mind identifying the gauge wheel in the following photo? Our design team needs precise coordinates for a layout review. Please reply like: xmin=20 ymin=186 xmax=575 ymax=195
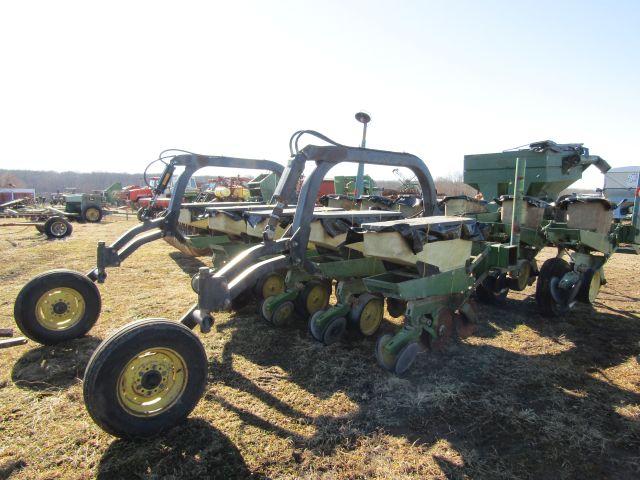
xmin=254 ymin=272 xmax=286 ymax=301
xmin=44 ymin=216 xmax=73 ymax=239
xmin=535 ymin=257 xmax=573 ymax=317
xmin=321 ymin=316 xmax=346 ymax=346
xmin=82 ymin=206 xmax=103 ymax=223
xmin=83 ymin=318 xmax=207 ymax=438
xmin=295 ymin=280 xmax=331 ymax=317
xmin=348 ymin=294 xmax=384 ymax=336
xmin=577 ymin=268 xmax=602 ymax=304
xmin=14 ymin=270 xmax=101 ymax=344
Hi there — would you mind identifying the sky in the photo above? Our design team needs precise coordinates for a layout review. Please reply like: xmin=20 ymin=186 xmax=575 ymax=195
xmin=0 ymin=0 xmax=638 ymax=188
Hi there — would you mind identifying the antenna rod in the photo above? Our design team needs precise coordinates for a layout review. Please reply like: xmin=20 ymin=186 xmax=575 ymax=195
xmin=354 ymin=111 xmax=371 ymax=198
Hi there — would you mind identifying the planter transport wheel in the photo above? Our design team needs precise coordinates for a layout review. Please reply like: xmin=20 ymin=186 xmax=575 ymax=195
xmin=82 ymin=206 xmax=103 ymax=223
xmin=254 ymin=272 xmax=286 ymax=300
xmin=535 ymin=257 xmax=573 ymax=317
xmin=577 ymin=268 xmax=602 ymax=304
xmin=295 ymin=281 xmax=331 ymax=317
xmin=44 ymin=216 xmax=72 ymax=239
xmin=321 ymin=316 xmax=346 ymax=346
xmin=14 ymin=269 xmax=101 ymax=344
xmin=83 ymin=318 xmax=207 ymax=438
xmin=349 ymin=294 xmax=384 ymax=336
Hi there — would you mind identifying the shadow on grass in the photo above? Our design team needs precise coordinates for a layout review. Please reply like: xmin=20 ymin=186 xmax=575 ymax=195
xmin=203 ymin=298 xmax=640 ymax=478
xmin=97 ymin=418 xmax=257 ymax=480
xmin=169 ymin=251 xmax=208 ymax=277
xmin=11 ymin=336 xmax=101 ymax=391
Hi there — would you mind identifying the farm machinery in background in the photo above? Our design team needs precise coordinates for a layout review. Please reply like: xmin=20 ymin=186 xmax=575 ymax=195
xmin=0 ymin=185 xmax=115 ymax=238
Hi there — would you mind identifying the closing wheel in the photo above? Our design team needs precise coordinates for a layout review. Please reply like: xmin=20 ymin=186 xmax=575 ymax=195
xmin=44 ymin=216 xmax=73 ymax=239
xmin=254 ymin=272 xmax=286 ymax=301
xmin=261 ymin=299 xmax=294 ymax=327
xmin=577 ymin=268 xmax=602 ymax=304
xmin=535 ymin=257 xmax=573 ymax=317
xmin=375 ymin=334 xmax=398 ymax=372
xmin=308 ymin=309 xmax=326 ymax=342
xmin=321 ymin=316 xmax=346 ymax=346
xmin=14 ymin=270 xmax=101 ymax=345
xmin=349 ymin=294 xmax=384 ymax=336
xmin=394 ymin=341 xmax=420 ymax=376
xmin=386 ymin=298 xmax=406 ymax=318
xmin=83 ymin=318 xmax=207 ymax=438
xmin=82 ymin=206 xmax=103 ymax=223
xmin=295 ymin=281 xmax=331 ymax=317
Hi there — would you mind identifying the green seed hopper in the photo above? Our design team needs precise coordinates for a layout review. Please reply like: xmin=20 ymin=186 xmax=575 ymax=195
xmin=464 ymin=141 xmax=610 ymax=208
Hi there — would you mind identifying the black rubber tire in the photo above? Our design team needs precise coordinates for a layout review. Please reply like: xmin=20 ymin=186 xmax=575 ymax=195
xmin=136 ymin=207 xmax=147 ymax=222
xmin=535 ymin=257 xmax=572 ymax=318
xmin=83 ymin=318 xmax=208 ymax=439
xmin=253 ymin=271 xmax=286 ymax=301
xmin=82 ymin=205 xmax=103 ymax=223
xmin=35 ymin=224 xmax=45 ymax=234
xmin=322 ymin=316 xmax=346 ymax=346
xmin=577 ymin=268 xmax=600 ymax=304
xmin=14 ymin=270 xmax=101 ymax=344
xmin=294 ymin=280 xmax=332 ymax=317
xmin=44 ymin=216 xmax=73 ymax=239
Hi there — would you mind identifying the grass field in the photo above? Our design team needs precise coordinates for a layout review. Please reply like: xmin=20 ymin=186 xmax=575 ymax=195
xmin=0 ymin=218 xmax=639 ymax=479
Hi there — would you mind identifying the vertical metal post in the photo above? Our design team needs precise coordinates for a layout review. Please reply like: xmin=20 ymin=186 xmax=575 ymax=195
xmin=632 ymin=171 xmax=640 ymax=244
xmin=509 ymin=157 xmax=526 ymax=251
xmin=354 ymin=112 xmax=371 ymax=198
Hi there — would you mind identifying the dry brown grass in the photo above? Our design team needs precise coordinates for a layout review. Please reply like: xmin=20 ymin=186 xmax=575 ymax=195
xmin=0 ymin=218 xmax=639 ymax=479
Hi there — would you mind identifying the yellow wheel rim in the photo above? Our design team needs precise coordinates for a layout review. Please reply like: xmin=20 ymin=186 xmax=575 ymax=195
xmin=35 ymin=287 xmax=85 ymax=331
xmin=588 ymin=270 xmax=601 ymax=303
xmin=117 ymin=347 xmax=188 ymax=417
xmin=85 ymin=207 xmax=100 ymax=222
xmin=262 ymin=274 xmax=285 ymax=299
xmin=359 ymin=298 xmax=384 ymax=336
xmin=305 ymin=284 xmax=330 ymax=314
